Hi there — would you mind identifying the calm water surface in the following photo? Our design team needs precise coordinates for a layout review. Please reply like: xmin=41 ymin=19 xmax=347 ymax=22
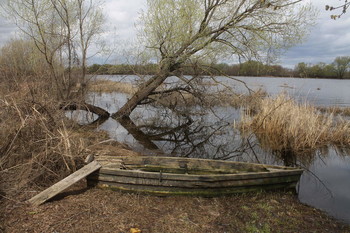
xmin=80 ymin=75 xmax=350 ymax=223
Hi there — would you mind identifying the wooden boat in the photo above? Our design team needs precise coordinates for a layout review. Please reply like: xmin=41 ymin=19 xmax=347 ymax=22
xmin=87 ymin=156 xmax=303 ymax=196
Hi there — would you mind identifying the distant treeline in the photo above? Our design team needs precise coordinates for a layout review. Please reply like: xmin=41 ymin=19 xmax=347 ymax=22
xmin=88 ymin=56 xmax=350 ymax=79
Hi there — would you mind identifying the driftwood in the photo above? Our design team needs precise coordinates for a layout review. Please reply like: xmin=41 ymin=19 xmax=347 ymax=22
xmin=84 ymin=154 xmax=95 ymax=164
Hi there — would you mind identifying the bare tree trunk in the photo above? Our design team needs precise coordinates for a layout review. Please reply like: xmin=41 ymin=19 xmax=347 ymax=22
xmin=60 ymin=101 xmax=110 ymax=119
xmin=112 ymin=72 xmax=169 ymax=118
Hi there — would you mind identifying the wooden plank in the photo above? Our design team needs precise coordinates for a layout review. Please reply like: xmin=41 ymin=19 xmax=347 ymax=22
xmin=88 ymin=172 xmax=301 ymax=189
xmin=84 ymin=154 xmax=95 ymax=164
xmin=91 ymin=180 xmax=298 ymax=197
xmin=28 ymin=161 xmax=102 ymax=206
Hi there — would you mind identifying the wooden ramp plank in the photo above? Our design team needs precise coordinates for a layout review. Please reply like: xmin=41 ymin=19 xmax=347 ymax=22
xmin=28 ymin=161 xmax=102 ymax=206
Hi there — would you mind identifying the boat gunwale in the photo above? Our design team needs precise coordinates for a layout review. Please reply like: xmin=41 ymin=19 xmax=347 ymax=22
xmin=97 ymin=167 xmax=303 ymax=181
xmin=96 ymin=156 xmax=300 ymax=171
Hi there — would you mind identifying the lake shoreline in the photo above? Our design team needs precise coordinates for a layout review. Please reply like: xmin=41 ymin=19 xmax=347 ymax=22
xmin=89 ymin=73 xmax=350 ymax=80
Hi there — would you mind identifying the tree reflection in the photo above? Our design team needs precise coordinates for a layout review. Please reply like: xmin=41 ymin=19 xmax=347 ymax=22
xmin=117 ymin=104 xmax=251 ymax=160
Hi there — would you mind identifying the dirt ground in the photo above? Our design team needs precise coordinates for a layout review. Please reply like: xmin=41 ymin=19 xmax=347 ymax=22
xmin=1 ymin=181 xmax=349 ymax=233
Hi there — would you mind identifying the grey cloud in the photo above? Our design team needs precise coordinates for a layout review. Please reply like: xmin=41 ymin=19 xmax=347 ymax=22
xmin=0 ymin=16 xmax=17 ymax=46
xmin=281 ymin=2 xmax=350 ymax=67
xmin=1 ymin=0 xmax=350 ymax=68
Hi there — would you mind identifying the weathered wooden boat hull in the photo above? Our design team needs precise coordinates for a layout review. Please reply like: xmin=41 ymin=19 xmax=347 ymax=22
xmin=87 ymin=156 xmax=303 ymax=196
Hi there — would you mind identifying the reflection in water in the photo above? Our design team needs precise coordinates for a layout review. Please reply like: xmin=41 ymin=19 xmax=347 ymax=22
xmin=118 ymin=116 xmax=161 ymax=151
xmin=298 ymin=149 xmax=350 ymax=223
xmin=116 ymin=104 xmax=252 ymax=160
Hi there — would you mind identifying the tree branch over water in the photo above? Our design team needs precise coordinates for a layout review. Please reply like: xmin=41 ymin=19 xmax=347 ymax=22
xmin=112 ymin=0 xmax=317 ymax=119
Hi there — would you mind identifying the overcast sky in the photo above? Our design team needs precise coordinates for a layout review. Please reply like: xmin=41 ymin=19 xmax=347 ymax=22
xmin=1 ymin=0 xmax=349 ymax=68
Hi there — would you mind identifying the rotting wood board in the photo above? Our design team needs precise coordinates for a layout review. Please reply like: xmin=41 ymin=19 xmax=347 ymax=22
xmin=28 ymin=160 xmax=102 ymax=206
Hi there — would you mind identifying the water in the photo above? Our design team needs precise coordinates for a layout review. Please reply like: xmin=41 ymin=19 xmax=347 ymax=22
xmin=92 ymin=75 xmax=350 ymax=107
xmin=223 ymin=76 xmax=350 ymax=107
xmin=76 ymin=75 xmax=350 ymax=223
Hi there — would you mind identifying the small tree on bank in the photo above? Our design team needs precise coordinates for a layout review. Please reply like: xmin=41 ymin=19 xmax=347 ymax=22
xmin=333 ymin=56 xmax=350 ymax=79
xmin=113 ymin=0 xmax=316 ymax=119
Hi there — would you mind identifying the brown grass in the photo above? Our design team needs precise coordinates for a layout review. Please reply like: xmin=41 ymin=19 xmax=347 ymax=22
xmin=317 ymin=106 xmax=350 ymax=117
xmin=88 ymin=80 xmax=137 ymax=94
xmin=0 ymin=88 xmax=140 ymax=192
xmin=239 ymin=94 xmax=350 ymax=153
xmin=0 ymin=77 xmax=139 ymax=196
xmin=0 ymin=95 xmax=78 ymax=191
xmin=212 ymin=88 xmax=267 ymax=109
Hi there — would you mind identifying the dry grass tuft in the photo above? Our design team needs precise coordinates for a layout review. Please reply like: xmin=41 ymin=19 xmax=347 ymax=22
xmin=317 ymin=106 xmax=350 ymax=117
xmin=239 ymin=94 xmax=350 ymax=153
xmin=88 ymin=80 xmax=137 ymax=94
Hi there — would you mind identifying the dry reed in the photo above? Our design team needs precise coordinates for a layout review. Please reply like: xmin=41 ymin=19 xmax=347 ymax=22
xmin=211 ymin=88 xmax=267 ymax=109
xmin=0 ymin=94 xmax=85 ymax=190
xmin=0 ymin=90 xmax=138 ymax=193
xmin=317 ymin=106 xmax=350 ymax=117
xmin=88 ymin=80 xmax=137 ymax=94
xmin=239 ymin=94 xmax=350 ymax=153
xmin=146 ymin=88 xmax=267 ymax=109
xmin=0 ymin=81 xmax=133 ymax=194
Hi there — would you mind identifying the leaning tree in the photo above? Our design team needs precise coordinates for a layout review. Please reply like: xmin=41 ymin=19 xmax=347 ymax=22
xmin=113 ymin=0 xmax=317 ymax=119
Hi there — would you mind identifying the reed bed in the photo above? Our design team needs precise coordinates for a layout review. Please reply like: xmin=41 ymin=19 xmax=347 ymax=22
xmin=317 ymin=106 xmax=350 ymax=117
xmin=239 ymin=94 xmax=350 ymax=153
xmin=88 ymin=80 xmax=137 ymax=94
xmin=212 ymin=88 xmax=267 ymax=109
xmin=142 ymin=88 xmax=268 ymax=110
